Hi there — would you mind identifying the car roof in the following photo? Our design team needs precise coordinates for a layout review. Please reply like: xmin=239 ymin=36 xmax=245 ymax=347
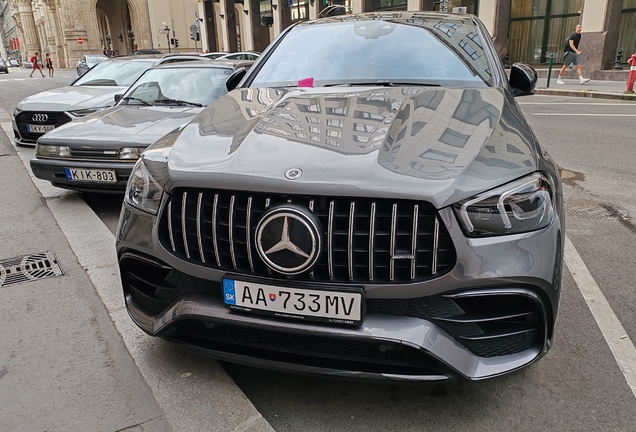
xmin=107 ymin=54 xmax=162 ymax=62
xmin=152 ymin=60 xmax=253 ymax=70
xmin=155 ymin=55 xmax=210 ymax=64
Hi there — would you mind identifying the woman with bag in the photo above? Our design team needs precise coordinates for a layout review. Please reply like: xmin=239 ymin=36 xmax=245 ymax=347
xmin=45 ymin=53 xmax=54 ymax=77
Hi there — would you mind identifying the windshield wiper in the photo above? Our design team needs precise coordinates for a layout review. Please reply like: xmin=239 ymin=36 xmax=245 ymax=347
xmin=154 ymin=98 xmax=203 ymax=107
xmin=121 ymin=96 xmax=152 ymax=106
xmin=324 ymin=81 xmax=441 ymax=87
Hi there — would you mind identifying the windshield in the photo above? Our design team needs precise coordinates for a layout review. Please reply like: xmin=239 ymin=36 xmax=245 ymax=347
xmin=120 ymin=66 xmax=233 ymax=106
xmin=73 ymin=60 xmax=156 ymax=87
xmin=251 ymin=20 xmax=491 ymax=88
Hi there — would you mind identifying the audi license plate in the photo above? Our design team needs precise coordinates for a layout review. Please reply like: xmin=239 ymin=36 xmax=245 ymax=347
xmin=27 ymin=124 xmax=55 ymax=133
xmin=64 ymin=168 xmax=117 ymax=183
xmin=223 ymin=278 xmax=363 ymax=326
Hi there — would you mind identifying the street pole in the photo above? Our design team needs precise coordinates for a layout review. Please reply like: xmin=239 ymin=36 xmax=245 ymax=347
xmin=546 ymin=54 xmax=554 ymax=88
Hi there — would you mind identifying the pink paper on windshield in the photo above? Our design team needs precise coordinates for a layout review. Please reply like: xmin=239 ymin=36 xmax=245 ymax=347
xmin=297 ymin=77 xmax=314 ymax=88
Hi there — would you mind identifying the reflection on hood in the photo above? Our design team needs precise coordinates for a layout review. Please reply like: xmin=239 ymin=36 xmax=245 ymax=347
xmin=163 ymin=85 xmax=537 ymax=207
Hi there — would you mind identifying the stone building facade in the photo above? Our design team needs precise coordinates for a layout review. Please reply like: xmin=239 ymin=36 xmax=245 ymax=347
xmin=1 ymin=0 xmax=634 ymax=74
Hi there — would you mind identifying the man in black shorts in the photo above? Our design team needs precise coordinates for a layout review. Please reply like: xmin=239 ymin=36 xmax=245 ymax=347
xmin=556 ymin=24 xmax=590 ymax=85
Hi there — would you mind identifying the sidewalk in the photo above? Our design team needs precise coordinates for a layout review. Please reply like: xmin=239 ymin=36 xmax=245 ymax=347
xmin=533 ymin=77 xmax=636 ymax=101
xmin=0 ymin=109 xmax=274 ymax=431
xmin=0 ymin=113 xmax=171 ymax=431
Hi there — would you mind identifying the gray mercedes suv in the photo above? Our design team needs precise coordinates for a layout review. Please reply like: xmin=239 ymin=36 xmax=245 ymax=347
xmin=116 ymin=12 xmax=564 ymax=381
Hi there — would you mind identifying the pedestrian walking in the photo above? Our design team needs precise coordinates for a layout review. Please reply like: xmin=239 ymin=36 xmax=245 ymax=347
xmin=556 ymin=24 xmax=590 ymax=85
xmin=45 ymin=53 xmax=54 ymax=77
xmin=29 ymin=52 xmax=45 ymax=78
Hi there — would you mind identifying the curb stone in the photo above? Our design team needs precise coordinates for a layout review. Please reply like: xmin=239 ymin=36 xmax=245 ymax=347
xmin=534 ymin=88 xmax=636 ymax=101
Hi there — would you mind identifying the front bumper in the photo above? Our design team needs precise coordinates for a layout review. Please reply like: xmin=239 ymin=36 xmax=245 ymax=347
xmin=12 ymin=112 xmax=72 ymax=146
xmin=30 ymin=157 xmax=134 ymax=193
xmin=116 ymin=198 xmax=564 ymax=381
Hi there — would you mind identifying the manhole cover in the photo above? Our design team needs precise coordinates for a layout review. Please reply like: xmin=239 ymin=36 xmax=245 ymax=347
xmin=0 ymin=251 xmax=64 ymax=288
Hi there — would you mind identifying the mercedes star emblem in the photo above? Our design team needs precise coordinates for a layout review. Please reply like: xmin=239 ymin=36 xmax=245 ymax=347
xmin=285 ymin=168 xmax=303 ymax=180
xmin=32 ymin=113 xmax=49 ymax=123
xmin=255 ymin=207 xmax=321 ymax=275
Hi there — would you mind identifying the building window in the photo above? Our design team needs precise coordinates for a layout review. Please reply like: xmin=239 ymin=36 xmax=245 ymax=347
xmin=459 ymin=39 xmax=481 ymax=60
xmin=309 ymin=126 xmax=320 ymax=134
xmin=619 ymin=0 xmax=636 ymax=62
xmin=306 ymin=116 xmax=320 ymax=124
xmin=374 ymin=0 xmax=407 ymax=10
xmin=327 ymin=119 xmax=344 ymax=128
xmin=509 ymin=0 xmax=583 ymax=64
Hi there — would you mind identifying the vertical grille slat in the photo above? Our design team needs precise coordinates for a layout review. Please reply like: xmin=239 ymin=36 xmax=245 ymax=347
xmin=167 ymin=201 xmax=175 ymax=251
xmin=389 ymin=203 xmax=398 ymax=282
xmin=181 ymin=192 xmax=190 ymax=259
xmin=246 ymin=196 xmax=254 ymax=272
xmin=196 ymin=193 xmax=205 ymax=263
xmin=212 ymin=193 xmax=221 ymax=266
xmin=328 ymin=200 xmax=335 ymax=281
xmin=348 ymin=201 xmax=355 ymax=281
xmin=160 ymin=189 xmax=456 ymax=284
xmin=432 ymin=216 xmax=440 ymax=275
xmin=411 ymin=205 xmax=419 ymax=280
xmin=369 ymin=202 xmax=376 ymax=281
xmin=229 ymin=195 xmax=237 ymax=270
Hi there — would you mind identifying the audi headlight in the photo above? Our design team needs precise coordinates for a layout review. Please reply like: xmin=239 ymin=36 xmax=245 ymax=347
xmin=119 ymin=147 xmax=142 ymax=160
xmin=13 ymin=107 xmax=21 ymax=118
xmin=453 ymin=173 xmax=554 ymax=237
xmin=68 ymin=106 xmax=109 ymax=117
xmin=125 ymin=159 xmax=163 ymax=215
xmin=36 ymin=144 xmax=71 ymax=158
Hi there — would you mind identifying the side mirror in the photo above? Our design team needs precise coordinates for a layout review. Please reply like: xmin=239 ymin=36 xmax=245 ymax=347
xmin=226 ymin=67 xmax=247 ymax=91
xmin=509 ymin=63 xmax=538 ymax=97
xmin=114 ymin=94 xmax=123 ymax=103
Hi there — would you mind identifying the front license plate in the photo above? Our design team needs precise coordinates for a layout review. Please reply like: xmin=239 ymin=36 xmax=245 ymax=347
xmin=27 ymin=124 xmax=55 ymax=133
xmin=223 ymin=279 xmax=363 ymax=326
xmin=64 ymin=168 xmax=117 ymax=183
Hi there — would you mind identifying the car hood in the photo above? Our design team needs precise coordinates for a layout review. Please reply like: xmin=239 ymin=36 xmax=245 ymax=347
xmin=146 ymin=86 xmax=541 ymax=209
xmin=17 ymin=85 xmax=127 ymax=112
xmin=39 ymin=105 xmax=202 ymax=147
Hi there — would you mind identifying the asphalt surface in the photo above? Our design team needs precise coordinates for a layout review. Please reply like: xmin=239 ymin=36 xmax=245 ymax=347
xmin=2 ymin=66 xmax=636 ymax=431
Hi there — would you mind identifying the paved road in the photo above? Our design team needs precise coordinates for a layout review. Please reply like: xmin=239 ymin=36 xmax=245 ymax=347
xmin=2 ymin=68 xmax=636 ymax=431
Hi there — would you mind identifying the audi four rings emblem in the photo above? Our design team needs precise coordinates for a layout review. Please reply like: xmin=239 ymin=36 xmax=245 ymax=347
xmin=284 ymin=168 xmax=303 ymax=180
xmin=255 ymin=207 xmax=321 ymax=275
xmin=31 ymin=114 xmax=49 ymax=123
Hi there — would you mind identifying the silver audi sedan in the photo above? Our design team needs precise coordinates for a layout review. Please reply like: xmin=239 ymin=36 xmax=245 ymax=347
xmin=116 ymin=12 xmax=564 ymax=381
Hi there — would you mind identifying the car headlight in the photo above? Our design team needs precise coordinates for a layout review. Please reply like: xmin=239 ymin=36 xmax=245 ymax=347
xmin=13 ymin=107 xmax=21 ymax=118
xmin=453 ymin=173 xmax=554 ymax=237
xmin=36 ymin=144 xmax=71 ymax=158
xmin=119 ymin=147 xmax=142 ymax=160
xmin=125 ymin=159 xmax=163 ymax=215
xmin=68 ymin=106 xmax=109 ymax=117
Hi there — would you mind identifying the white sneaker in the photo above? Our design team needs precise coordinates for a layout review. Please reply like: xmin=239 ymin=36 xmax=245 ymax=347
xmin=556 ymin=77 xmax=564 ymax=85
xmin=579 ymin=77 xmax=590 ymax=84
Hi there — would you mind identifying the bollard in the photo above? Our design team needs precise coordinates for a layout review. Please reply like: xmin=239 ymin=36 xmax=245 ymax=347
xmin=613 ymin=50 xmax=624 ymax=70
xmin=627 ymin=52 xmax=636 ymax=93
xmin=546 ymin=54 xmax=554 ymax=88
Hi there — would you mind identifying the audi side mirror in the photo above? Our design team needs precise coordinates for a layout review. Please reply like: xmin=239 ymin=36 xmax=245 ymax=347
xmin=226 ymin=67 xmax=247 ymax=91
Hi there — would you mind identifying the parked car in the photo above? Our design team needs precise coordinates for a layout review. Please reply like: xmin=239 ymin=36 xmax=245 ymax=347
xmin=216 ymin=51 xmax=260 ymax=61
xmin=154 ymin=54 xmax=210 ymax=65
xmin=23 ymin=59 xmax=33 ymax=68
xmin=200 ymin=52 xmax=227 ymax=59
xmin=30 ymin=60 xmax=252 ymax=193
xmin=76 ymin=54 xmax=109 ymax=76
xmin=133 ymin=49 xmax=163 ymax=55
xmin=8 ymin=59 xmax=19 ymax=67
xmin=116 ymin=12 xmax=563 ymax=382
xmin=12 ymin=55 xmax=164 ymax=146
xmin=0 ymin=59 xmax=8 ymax=73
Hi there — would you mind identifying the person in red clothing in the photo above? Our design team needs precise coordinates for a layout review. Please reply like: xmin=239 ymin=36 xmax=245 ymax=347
xmin=29 ymin=52 xmax=45 ymax=78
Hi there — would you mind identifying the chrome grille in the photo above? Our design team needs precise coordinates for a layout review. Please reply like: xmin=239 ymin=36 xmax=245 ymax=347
xmin=160 ymin=189 xmax=456 ymax=284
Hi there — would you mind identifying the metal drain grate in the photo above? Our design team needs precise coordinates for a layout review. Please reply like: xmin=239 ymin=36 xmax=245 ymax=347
xmin=0 ymin=251 xmax=64 ymax=288
xmin=564 ymin=201 xmax=615 ymax=220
